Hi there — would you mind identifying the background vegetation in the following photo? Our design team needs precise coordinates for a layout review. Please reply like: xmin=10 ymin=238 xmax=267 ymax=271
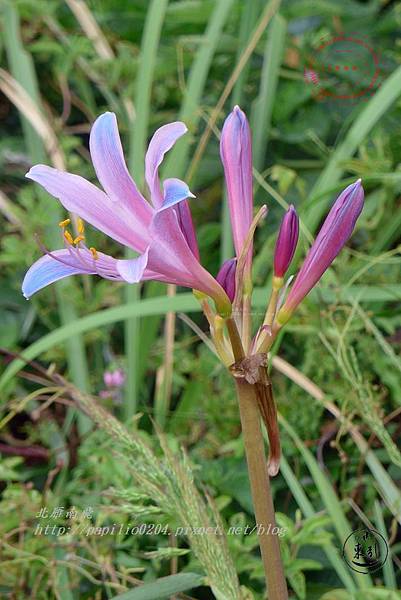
xmin=0 ymin=0 xmax=400 ymax=598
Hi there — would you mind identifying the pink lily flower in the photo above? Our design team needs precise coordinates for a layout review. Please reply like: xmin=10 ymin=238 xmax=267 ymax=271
xmin=220 ymin=106 xmax=253 ymax=272
xmin=22 ymin=112 xmax=231 ymax=316
xmin=277 ymin=180 xmax=364 ymax=323
xmin=273 ymin=205 xmax=299 ymax=278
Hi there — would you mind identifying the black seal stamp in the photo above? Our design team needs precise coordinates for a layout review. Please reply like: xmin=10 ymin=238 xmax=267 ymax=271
xmin=342 ymin=528 xmax=388 ymax=574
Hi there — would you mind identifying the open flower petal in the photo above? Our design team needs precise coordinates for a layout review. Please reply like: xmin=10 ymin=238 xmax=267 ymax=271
xmin=116 ymin=249 xmax=149 ymax=283
xmin=89 ymin=112 xmax=153 ymax=226
xmin=22 ymin=250 xmax=95 ymax=298
xmin=161 ymin=177 xmax=195 ymax=211
xmin=23 ymin=112 xmax=230 ymax=315
xmin=26 ymin=165 xmax=150 ymax=253
xmin=145 ymin=122 xmax=187 ymax=208
xmin=148 ymin=210 xmax=231 ymax=314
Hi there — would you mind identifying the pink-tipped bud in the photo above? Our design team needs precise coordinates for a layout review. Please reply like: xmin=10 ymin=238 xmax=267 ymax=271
xmin=216 ymin=258 xmax=236 ymax=303
xmin=273 ymin=205 xmax=299 ymax=278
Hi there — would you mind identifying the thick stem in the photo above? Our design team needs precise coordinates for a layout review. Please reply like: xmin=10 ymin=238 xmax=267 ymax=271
xmin=226 ymin=316 xmax=287 ymax=599
xmin=235 ymin=380 xmax=288 ymax=600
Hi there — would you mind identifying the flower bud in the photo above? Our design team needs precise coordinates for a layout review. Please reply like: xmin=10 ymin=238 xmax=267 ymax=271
xmin=216 ymin=258 xmax=237 ymax=303
xmin=220 ymin=106 xmax=253 ymax=264
xmin=273 ymin=205 xmax=299 ymax=278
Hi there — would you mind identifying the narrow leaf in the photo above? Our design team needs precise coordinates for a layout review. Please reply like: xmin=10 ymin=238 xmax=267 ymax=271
xmin=111 ymin=573 xmax=204 ymax=600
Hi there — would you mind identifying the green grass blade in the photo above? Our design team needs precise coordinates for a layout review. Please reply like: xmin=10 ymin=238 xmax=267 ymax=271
xmin=252 ymin=283 xmax=401 ymax=305
xmin=111 ymin=572 xmax=204 ymax=599
xmin=2 ymin=1 xmax=46 ymax=163
xmin=355 ymin=305 xmax=401 ymax=376
xmin=373 ymin=500 xmax=396 ymax=590
xmin=55 ymin=289 xmax=90 ymax=391
xmin=135 ymin=282 xmax=168 ymax=388
xmin=280 ymin=415 xmax=372 ymax=588
xmin=128 ymin=0 xmax=169 ymax=187
xmin=54 ymin=547 xmax=75 ymax=600
xmin=162 ymin=0 xmax=235 ymax=179
xmin=371 ymin=208 xmax=401 ymax=254
xmin=251 ymin=13 xmax=286 ymax=172
xmin=363 ymin=448 xmax=401 ymax=525
xmin=305 ymin=64 xmax=401 ymax=233
xmin=0 ymin=294 xmax=198 ymax=394
xmin=280 ymin=455 xmax=357 ymax=591
xmin=2 ymin=2 xmax=90 ymax=431
xmin=124 ymin=0 xmax=169 ymax=419
xmin=231 ymin=1 xmax=262 ymax=108
xmin=2 ymin=283 xmax=400 ymax=394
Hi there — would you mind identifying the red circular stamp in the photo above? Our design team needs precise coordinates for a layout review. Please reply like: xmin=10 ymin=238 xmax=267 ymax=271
xmin=304 ymin=34 xmax=381 ymax=102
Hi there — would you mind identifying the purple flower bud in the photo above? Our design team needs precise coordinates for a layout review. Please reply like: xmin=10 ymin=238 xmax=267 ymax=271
xmin=216 ymin=258 xmax=237 ymax=303
xmin=273 ymin=205 xmax=299 ymax=278
xmin=278 ymin=180 xmax=364 ymax=321
xmin=220 ymin=106 xmax=253 ymax=263
xmin=104 ymin=368 xmax=125 ymax=389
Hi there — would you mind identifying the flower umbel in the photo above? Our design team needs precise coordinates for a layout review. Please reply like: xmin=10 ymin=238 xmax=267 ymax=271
xmin=22 ymin=112 xmax=231 ymax=316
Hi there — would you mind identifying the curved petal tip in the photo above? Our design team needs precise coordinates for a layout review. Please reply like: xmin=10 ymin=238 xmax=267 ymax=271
xmin=116 ymin=249 xmax=149 ymax=283
xmin=22 ymin=252 xmax=88 ymax=298
xmin=160 ymin=178 xmax=195 ymax=211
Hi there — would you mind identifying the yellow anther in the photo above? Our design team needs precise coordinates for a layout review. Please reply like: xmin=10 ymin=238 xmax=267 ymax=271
xmin=59 ymin=218 xmax=71 ymax=228
xmin=77 ymin=218 xmax=85 ymax=234
xmin=73 ymin=235 xmax=85 ymax=245
xmin=64 ymin=230 xmax=74 ymax=244
xmin=89 ymin=247 xmax=99 ymax=260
